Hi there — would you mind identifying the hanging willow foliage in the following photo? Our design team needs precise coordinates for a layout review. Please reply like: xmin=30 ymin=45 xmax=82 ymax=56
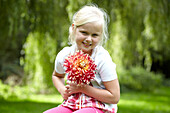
xmin=23 ymin=0 xmax=69 ymax=90
xmin=105 ymin=0 xmax=170 ymax=72
xmin=0 ymin=0 xmax=28 ymax=63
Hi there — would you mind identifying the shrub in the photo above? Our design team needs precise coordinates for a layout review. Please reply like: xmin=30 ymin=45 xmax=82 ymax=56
xmin=0 ymin=80 xmax=31 ymax=100
xmin=117 ymin=66 xmax=163 ymax=92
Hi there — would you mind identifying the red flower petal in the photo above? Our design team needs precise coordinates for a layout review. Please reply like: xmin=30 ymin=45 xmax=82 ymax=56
xmin=64 ymin=50 xmax=97 ymax=85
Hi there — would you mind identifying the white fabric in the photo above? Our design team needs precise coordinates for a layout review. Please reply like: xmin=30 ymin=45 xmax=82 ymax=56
xmin=54 ymin=44 xmax=118 ymax=112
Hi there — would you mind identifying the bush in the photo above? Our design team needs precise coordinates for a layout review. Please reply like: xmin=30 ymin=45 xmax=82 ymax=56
xmin=0 ymin=80 xmax=31 ymax=100
xmin=118 ymin=66 xmax=163 ymax=92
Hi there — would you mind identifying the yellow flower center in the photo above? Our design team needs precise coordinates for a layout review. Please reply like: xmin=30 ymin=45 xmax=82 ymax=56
xmin=78 ymin=59 xmax=89 ymax=70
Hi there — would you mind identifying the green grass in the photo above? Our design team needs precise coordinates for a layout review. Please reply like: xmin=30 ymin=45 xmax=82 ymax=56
xmin=0 ymin=87 xmax=170 ymax=113
xmin=118 ymin=87 xmax=170 ymax=113
xmin=0 ymin=94 xmax=63 ymax=113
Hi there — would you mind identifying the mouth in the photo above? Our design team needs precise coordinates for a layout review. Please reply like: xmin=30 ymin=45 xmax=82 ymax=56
xmin=82 ymin=42 xmax=92 ymax=47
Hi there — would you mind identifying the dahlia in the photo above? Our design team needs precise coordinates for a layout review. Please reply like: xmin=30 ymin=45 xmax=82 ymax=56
xmin=64 ymin=50 xmax=97 ymax=85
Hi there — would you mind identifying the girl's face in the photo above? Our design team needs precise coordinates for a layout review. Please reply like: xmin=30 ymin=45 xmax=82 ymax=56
xmin=74 ymin=22 xmax=102 ymax=55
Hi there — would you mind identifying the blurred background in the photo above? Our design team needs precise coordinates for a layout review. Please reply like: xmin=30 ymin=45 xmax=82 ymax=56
xmin=0 ymin=0 xmax=170 ymax=113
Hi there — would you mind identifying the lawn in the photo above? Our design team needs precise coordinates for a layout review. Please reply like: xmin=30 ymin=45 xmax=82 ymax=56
xmin=118 ymin=87 xmax=170 ymax=113
xmin=0 ymin=87 xmax=169 ymax=113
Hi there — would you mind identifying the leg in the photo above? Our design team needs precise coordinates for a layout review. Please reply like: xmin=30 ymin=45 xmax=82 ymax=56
xmin=73 ymin=107 xmax=104 ymax=113
xmin=43 ymin=106 xmax=73 ymax=113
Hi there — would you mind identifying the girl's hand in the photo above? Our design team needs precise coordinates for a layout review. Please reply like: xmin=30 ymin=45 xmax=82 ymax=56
xmin=66 ymin=81 xmax=86 ymax=95
xmin=60 ymin=86 xmax=70 ymax=100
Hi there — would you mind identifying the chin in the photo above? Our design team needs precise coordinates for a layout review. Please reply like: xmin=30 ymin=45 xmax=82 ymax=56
xmin=81 ymin=48 xmax=92 ymax=54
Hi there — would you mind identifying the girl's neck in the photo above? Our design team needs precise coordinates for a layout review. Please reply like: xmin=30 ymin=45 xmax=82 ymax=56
xmin=74 ymin=45 xmax=92 ymax=56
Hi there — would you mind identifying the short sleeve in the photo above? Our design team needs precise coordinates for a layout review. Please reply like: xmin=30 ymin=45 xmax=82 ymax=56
xmin=99 ymin=57 xmax=117 ymax=81
xmin=96 ymin=48 xmax=117 ymax=82
xmin=54 ymin=47 xmax=71 ymax=74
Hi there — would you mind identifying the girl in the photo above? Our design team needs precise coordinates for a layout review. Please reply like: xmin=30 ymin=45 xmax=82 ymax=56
xmin=44 ymin=4 xmax=120 ymax=113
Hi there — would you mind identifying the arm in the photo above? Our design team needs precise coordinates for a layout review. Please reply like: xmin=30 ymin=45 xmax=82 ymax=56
xmin=67 ymin=79 xmax=120 ymax=104
xmin=52 ymin=70 xmax=70 ymax=100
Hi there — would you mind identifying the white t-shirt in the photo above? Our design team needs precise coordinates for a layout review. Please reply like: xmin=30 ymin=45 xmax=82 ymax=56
xmin=55 ymin=44 xmax=118 ymax=112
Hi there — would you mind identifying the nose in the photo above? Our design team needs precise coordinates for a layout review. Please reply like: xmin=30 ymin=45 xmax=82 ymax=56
xmin=86 ymin=35 xmax=92 ymax=42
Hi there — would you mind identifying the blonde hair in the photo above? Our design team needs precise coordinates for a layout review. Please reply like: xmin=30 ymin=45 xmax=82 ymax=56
xmin=69 ymin=4 xmax=110 ymax=46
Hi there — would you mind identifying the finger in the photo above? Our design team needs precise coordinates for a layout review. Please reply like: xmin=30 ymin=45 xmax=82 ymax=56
xmin=68 ymin=91 xmax=73 ymax=95
xmin=63 ymin=96 xmax=68 ymax=100
xmin=65 ymin=85 xmax=70 ymax=89
xmin=81 ymin=84 xmax=87 ymax=87
xmin=66 ymin=81 xmax=71 ymax=84
xmin=69 ymin=82 xmax=77 ymax=86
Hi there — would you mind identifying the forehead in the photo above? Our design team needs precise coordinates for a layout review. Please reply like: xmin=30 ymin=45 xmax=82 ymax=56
xmin=77 ymin=22 xmax=103 ymax=34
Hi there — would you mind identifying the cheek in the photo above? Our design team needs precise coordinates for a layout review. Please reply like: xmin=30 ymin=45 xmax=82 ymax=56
xmin=75 ymin=36 xmax=82 ymax=43
xmin=75 ymin=34 xmax=85 ymax=42
xmin=93 ymin=38 xmax=101 ymax=45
